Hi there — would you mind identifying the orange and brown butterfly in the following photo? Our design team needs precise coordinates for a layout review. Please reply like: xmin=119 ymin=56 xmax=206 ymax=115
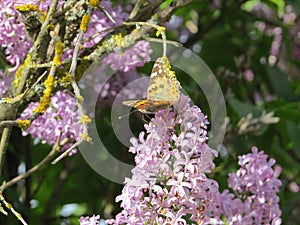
xmin=122 ymin=56 xmax=181 ymax=114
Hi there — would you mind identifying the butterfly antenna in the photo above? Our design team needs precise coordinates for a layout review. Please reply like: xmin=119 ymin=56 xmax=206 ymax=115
xmin=118 ymin=109 xmax=139 ymax=119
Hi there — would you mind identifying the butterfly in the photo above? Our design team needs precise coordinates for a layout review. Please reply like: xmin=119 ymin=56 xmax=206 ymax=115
xmin=122 ymin=56 xmax=181 ymax=114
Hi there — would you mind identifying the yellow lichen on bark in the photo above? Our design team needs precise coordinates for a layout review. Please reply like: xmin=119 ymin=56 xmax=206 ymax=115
xmin=17 ymin=120 xmax=31 ymax=130
xmin=53 ymin=40 xmax=63 ymax=66
xmin=89 ymin=0 xmax=99 ymax=7
xmin=33 ymin=76 xmax=55 ymax=114
xmin=80 ymin=14 xmax=90 ymax=33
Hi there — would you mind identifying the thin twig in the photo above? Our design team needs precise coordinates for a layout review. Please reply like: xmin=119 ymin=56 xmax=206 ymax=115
xmin=0 ymin=192 xmax=27 ymax=225
xmin=1 ymin=148 xmax=56 ymax=190
xmin=82 ymin=24 xmax=122 ymax=44
xmin=145 ymin=37 xmax=183 ymax=47
xmin=31 ymin=137 xmax=69 ymax=198
xmin=99 ymin=3 xmax=116 ymax=24
xmin=51 ymin=140 xmax=83 ymax=164
xmin=0 ymin=128 xmax=12 ymax=176
xmin=0 ymin=202 xmax=8 ymax=215
xmin=52 ymin=3 xmax=98 ymax=165
xmin=123 ymin=21 xmax=168 ymax=56
xmin=0 ymin=71 xmax=47 ymax=105
xmin=0 ymin=120 xmax=18 ymax=129
xmin=29 ymin=63 xmax=53 ymax=69
xmin=0 ymin=136 xmax=63 ymax=192
xmin=54 ymin=0 xmax=80 ymax=17
xmin=69 ymin=10 xmax=92 ymax=135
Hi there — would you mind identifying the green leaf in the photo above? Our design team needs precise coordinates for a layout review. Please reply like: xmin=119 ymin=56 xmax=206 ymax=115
xmin=242 ymin=0 xmax=260 ymax=11
xmin=265 ymin=100 xmax=300 ymax=123
xmin=271 ymin=142 xmax=300 ymax=172
xmin=229 ymin=98 xmax=261 ymax=117
xmin=242 ymin=0 xmax=285 ymax=15
xmin=265 ymin=66 xmax=297 ymax=101
xmin=160 ymin=0 xmax=173 ymax=9
xmin=286 ymin=120 xmax=300 ymax=157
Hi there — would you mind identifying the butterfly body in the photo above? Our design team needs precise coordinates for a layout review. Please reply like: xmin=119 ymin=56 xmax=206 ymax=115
xmin=122 ymin=99 xmax=171 ymax=114
xmin=122 ymin=57 xmax=181 ymax=114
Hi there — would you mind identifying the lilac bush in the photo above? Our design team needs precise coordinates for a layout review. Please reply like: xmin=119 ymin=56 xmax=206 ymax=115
xmin=78 ymin=95 xmax=282 ymax=225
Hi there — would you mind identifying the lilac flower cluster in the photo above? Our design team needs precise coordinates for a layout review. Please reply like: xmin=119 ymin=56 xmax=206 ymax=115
xmin=79 ymin=95 xmax=282 ymax=225
xmin=214 ymin=146 xmax=282 ymax=224
xmin=260 ymin=4 xmax=300 ymax=71
xmin=0 ymin=0 xmax=64 ymax=73
xmin=0 ymin=0 xmax=32 ymax=73
xmin=18 ymin=91 xmax=82 ymax=152
xmin=106 ymin=95 xmax=221 ymax=224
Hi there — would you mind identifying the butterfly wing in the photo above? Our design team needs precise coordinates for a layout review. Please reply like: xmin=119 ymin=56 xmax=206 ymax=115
xmin=122 ymin=99 xmax=171 ymax=114
xmin=122 ymin=57 xmax=181 ymax=114
xmin=147 ymin=57 xmax=180 ymax=104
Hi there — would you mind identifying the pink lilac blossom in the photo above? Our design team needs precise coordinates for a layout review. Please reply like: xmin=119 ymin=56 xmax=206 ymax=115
xmin=266 ymin=5 xmax=300 ymax=73
xmin=0 ymin=0 xmax=32 ymax=72
xmin=252 ymin=4 xmax=299 ymax=66
xmin=283 ymin=5 xmax=296 ymax=26
xmin=282 ymin=6 xmax=300 ymax=78
xmin=268 ymin=27 xmax=282 ymax=57
xmin=243 ymin=69 xmax=254 ymax=81
xmin=0 ymin=0 xmax=64 ymax=73
xmin=106 ymin=95 xmax=221 ymax=225
xmin=18 ymin=91 xmax=82 ymax=152
xmin=215 ymin=146 xmax=282 ymax=224
xmin=79 ymin=215 xmax=100 ymax=225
